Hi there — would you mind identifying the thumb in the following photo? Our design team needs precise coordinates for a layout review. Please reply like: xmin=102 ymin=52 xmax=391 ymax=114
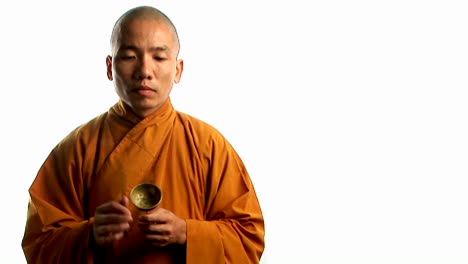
xmin=120 ymin=195 xmax=130 ymax=207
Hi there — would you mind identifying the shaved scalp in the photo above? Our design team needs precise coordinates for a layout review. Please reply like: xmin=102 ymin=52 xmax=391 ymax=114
xmin=110 ymin=6 xmax=180 ymax=55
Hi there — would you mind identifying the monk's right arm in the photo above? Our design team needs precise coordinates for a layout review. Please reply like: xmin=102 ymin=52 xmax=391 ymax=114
xmin=22 ymin=200 xmax=96 ymax=263
xmin=22 ymin=135 xmax=96 ymax=263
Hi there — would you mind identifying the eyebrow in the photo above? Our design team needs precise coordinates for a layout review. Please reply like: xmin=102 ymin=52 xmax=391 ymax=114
xmin=119 ymin=44 xmax=170 ymax=52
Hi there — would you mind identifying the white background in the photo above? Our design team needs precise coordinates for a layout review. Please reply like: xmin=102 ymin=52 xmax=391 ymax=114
xmin=1 ymin=0 xmax=468 ymax=263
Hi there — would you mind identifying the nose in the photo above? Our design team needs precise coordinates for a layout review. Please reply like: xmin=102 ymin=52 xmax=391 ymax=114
xmin=134 ymin=56 xmax=153 ymax=80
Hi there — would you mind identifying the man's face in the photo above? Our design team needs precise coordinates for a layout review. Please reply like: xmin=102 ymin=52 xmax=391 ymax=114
xmin=106 ymin=18 xmax=183 ymax=118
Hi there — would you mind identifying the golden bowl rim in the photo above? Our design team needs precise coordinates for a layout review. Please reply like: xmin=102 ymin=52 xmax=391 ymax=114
xmin=129 ymin=182 xmax=163 ymax=210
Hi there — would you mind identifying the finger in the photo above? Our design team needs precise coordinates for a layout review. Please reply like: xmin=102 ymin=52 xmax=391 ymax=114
xmin=120 ymin=196 xmax=130 ymax=207
xmin=95 ymin=222 xmax=131 ymax=236
xmin=96 ymin=201 xmax=132 ymax=216
xmin=146 ymin=233 xmax=169 ymax=242
xmin=96 ymin=230 xmax=127 ymax=245
xmin=139 ymin=208 xmax=167 ymax=223
xmin=93 ymin=221 xmax=131 ymax=246
xmin=142 ymin=232 xmax=171 ymax=247
xmin=95 ymin=213 xmax=133 ymax=226
xmin=138 ymin=222 xmax=169 ymax=234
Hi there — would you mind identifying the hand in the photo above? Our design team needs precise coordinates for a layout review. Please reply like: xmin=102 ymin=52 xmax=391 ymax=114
xmin=93 ymin=196 xmax=133 ymax=246
xmin=138 ymin=208 xmax=187 ymax=247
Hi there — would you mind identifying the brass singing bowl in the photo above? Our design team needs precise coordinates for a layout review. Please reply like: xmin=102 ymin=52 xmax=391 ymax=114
xmin=130 ymin=183 xmax=163 ymax=211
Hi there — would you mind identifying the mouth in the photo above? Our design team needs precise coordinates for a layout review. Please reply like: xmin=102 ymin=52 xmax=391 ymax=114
xmin=132 ymin=85 xmax=156 ymax=95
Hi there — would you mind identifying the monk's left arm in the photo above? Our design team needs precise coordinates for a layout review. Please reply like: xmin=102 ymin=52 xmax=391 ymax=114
xmin=185 ymin=139 xmax=265 ymax=264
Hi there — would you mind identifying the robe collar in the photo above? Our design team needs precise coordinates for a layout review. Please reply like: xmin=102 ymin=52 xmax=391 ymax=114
xmin=111 ymin=98 xmax=175 ymax=127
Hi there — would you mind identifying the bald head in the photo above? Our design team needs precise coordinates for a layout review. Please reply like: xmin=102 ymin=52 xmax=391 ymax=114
xmin=110 ymin=6 xmax=180 ymax=55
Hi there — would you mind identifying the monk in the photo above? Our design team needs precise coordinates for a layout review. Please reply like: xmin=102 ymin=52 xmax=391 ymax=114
xmin=21 ymin=5 xmax=265 ymax=264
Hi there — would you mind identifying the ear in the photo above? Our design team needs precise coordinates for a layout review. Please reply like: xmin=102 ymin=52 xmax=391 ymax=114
xmin=174 ymin=59 xmax=184 ymax=84
xmin=106 ymin=56 xmax=113 ymax=81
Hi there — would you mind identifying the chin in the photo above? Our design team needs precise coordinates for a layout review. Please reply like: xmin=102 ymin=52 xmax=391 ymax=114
xmin=132 ymin=101 xmax=161 ymax=112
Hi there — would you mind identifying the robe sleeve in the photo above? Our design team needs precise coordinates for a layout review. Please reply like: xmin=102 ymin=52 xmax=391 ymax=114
xmin=185 ymin=135 xmax=265 ymax=264
xmin=22 ymin=131 xmax=95 ymax=264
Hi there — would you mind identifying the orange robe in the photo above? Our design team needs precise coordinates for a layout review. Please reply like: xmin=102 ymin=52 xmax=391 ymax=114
xmin=22 ymin=99 xmax=265 ymax=263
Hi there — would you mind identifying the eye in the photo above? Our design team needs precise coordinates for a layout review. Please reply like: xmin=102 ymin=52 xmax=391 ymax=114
xmin=154 ymin=56 xmax=167 ymax=61
xmin=120 ymin=55 xmax=136 ymax=60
